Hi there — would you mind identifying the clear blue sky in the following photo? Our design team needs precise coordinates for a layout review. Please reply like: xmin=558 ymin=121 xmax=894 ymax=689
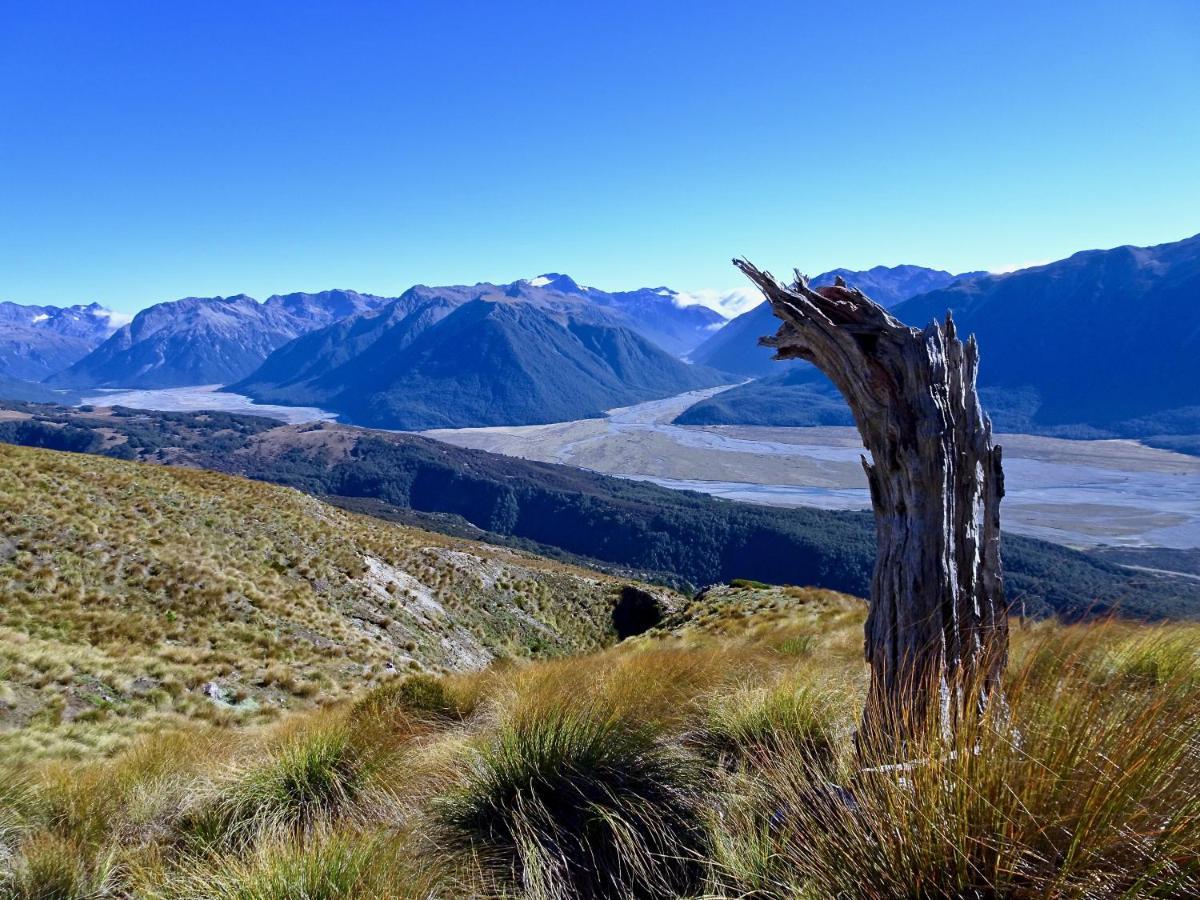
xmin=2 ymin=1 xmax=1197 ymax=315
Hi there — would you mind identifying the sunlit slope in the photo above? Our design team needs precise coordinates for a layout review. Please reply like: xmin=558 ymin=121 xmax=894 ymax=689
xmin=0 ymin=444 xmax=638 ymax=756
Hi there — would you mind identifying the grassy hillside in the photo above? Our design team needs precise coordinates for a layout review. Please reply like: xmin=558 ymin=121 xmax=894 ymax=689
xmin=4 ymin=402 xmax=1199 ymax=620
xmin=0 ymin=443 xmax=651 ymax=760
xmin=2 ymin=584 xmax=1197 ymax=897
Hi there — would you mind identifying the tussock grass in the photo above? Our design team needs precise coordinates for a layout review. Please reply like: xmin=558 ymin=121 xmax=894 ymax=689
xmin=1100 ymin=627 xmax=1200 ymax=686
xmin=353 ymin=673 xmax=474 ymax=723
xmin=712 ymin=626 xmax=1200 ymax=899
xmin=0 ymin=831 xmax=116 ymax=900
xmin=4 ymin=550 xmax=1200 ymax=896
xmin=158 ymin=832 xmax=434 ymax=900
xmin=0 ymin=443 xmax=639 ymax=761
xmin=700 ymin=682 xmax=845 ymax=770
xmin=437 ymin=703 xmax=708 ymax=899
xmin=184 ymin=723 xmax=377 ymax=849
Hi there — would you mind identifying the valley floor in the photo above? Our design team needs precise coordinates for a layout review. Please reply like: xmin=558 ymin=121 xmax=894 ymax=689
xmin=76 ymin=385 xmax=1200 ymax=550
xmin=80 ymin=384 xmax=337 ymax=425
xmin=425 ymin=388 xmax=1200 ymax=550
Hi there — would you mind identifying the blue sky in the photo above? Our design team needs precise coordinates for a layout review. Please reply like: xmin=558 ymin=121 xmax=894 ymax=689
xmin=2 ymin=1 xmax=1198 ymax=316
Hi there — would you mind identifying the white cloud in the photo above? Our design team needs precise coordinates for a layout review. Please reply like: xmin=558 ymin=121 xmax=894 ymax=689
xmin=98 ymin=308 xmax=134 ymax=328
xmin=670 ymin=287 xmax=764 ymax=318
xmin=988 ymin=259 xmax=1051 ymax=275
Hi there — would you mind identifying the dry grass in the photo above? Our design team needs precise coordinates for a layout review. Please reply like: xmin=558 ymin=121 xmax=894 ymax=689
xmin=0 ymin=443 xmax=638 ymax=761
xmin=3 ymin=588 xmax=1197 ymax=898
xmin=3 ymin=446 xmax=1199 ymax=896
xmin=710 ymin=622 xmax=1200 ymax=898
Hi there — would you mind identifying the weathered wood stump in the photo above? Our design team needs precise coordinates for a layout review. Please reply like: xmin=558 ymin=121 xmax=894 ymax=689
xmin=734 ymin=260 xmax=1008 ymax=739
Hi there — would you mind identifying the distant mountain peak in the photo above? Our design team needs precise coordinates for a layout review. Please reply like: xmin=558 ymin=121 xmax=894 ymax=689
xmin=46 ymin=289 xmax=393 ymax=390
xmin=524 ymin=273 xmax=584 ymax=292
xmin=232 ymin=283 xmax=726 ymax=430
xmin=681 ymin=232 xmax=1200 ymax=433
xmin=0 ymin=300 xmax=126 ymax=383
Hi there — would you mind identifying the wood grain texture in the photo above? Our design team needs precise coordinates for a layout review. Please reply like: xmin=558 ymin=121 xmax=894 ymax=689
xmin=735 ymin=259 xmax=1008 ymax=737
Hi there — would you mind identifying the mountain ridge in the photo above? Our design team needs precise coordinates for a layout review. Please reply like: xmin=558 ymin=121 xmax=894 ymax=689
xmin=231 ymin=278 xmax=729 ymax=429
xmin=0 ymin=300 xmax=122 ymax=383
xmin=688 ymin=264 xmax=982 ymax=376
xmin=39 ymin=274 xmax=727 ymax=395
xmin=46 ymin=290 xmax=394 ymax=389
xmin=676 ymin=234 xmax=1200 ymax=440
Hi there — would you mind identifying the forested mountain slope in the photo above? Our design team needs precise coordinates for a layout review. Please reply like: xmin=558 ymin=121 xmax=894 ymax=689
xmin=679 ymin=235 xmax=1200 ymax=443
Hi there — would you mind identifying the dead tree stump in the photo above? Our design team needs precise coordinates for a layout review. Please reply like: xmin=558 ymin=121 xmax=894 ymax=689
xmin=734 ymin=259 xmax=1008 ymax=739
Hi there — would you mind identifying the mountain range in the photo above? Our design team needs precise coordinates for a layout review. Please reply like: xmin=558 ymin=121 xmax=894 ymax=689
xmin=0 ymin=300 xmax=121 ymax=382
xmin=890 ymin=234 xmax=1200 ymax=431
xmin=688 ymin=265 xmax=985 ymax=377
xmin=27 ymin=276 xmax=726 ymax=403
xmin=556 ymin=275 xmax=728 ymax=355
xmin=46 ymin=289 xmax=393 ymax=389
xmin=230 ymin=277 xmax=727 ymax=429
xmin=8 ymin=233 xmax=1200 ymax=443
xmin=677 ymin=235 xmax=1200 ymax=444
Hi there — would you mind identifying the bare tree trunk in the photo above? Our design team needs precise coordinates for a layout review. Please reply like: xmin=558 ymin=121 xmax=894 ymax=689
xmin=734 ymin=260 xmax=1008 ymax=739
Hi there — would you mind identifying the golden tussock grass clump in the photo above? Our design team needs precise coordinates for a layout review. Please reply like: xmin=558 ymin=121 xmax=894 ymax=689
xmin=4 ymin=446 xmax=1199 ymax=896
xmin=4 ymin=594 xmax=1197 ymax=898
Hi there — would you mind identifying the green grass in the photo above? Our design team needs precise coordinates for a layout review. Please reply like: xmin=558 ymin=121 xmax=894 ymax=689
xmin=189 ymin=723 xmax=373 ymax=848
xmin=0 ymin=831 xmax=116 ymax=899
xmin=155 ymin=832 xmax=431 ymax=900
xmin=700 ymin=682 xmax=840 ymax=770
xmin=352 ymin=673 xmax=472 ymax=723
